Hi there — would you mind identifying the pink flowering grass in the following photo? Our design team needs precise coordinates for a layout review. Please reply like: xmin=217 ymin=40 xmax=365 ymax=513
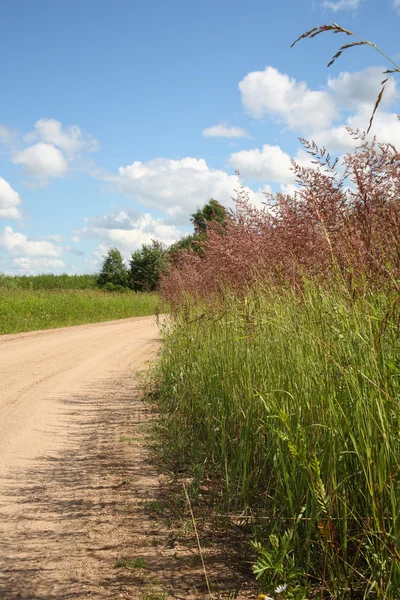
xmin=161 ymin=136 xmax=400 ymax=303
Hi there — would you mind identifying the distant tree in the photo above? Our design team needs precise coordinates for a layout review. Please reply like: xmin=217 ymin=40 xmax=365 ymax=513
xmin=168 ymin=233 xmax=203 ymax=264
xmin=129 ymin=240 xmax=168 ymax=292
xmin=97 ymin=247 xmax=130 ymax=290
xmin=168 ymin=199 xmax=230 ymax=264
xmin=190 ymin=199 xmax=229 ymax=234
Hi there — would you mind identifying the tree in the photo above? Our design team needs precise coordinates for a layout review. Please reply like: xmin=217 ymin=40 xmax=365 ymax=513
xmin=168 ymin=199 xmax=230 ymax=264
xmin=129 ymin=240 xmax=168 ymax=292
xmin=190 ymin=199 xmax=229 ymax=234
xmin=97 ymin=247 xmax=130 ymax=290
xmin=168 ymin=233 xmax=203 ymax=264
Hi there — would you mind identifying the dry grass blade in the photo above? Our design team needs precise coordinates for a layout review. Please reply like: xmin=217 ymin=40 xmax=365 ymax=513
xmin=327 ymin=41 xmax=368 ymax=67
xmin=292 ymin=23 xmax=400 ymax=132
xmin=182 ymin=483 xmax=212 ymax=598
xmin=367 ymin=79 xmax=388 ymax=133
xmin=291 ymin=23 xmax=352 ymax=48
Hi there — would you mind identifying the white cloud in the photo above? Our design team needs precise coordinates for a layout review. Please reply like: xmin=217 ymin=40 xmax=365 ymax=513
xmin=394 ymin=0 xmax=400 ymax=11
xmin=312 ymin=126 xmax=360 ymax=154
xmin=202 ymin=123 xmax=250 ymax=139
xmin=350 ymin=108 xmax=400 ymax=147
xmin=280 ymin=183 xmax=299 ymax=196
xmin=0 ymin=226 xmax=61 ymax=258
xmin=8 ymin=119 xmax=98 ymax=186
xmin=71 ymin=235 xmax=80 ymax=243
xmin=229 ymin=144 xmax=295 ymax=183
xmin=228 ymin=144 xmax=321 ymax=185
xmin=12 ymin=143 xmax=68 ymax=183
xmin=0 ymin=178 xmax=22 ymax=220
xmin=79 ymin=209 xmax=182 ymax=251
xmin=328 ymin=67 xmax=398 ymax=109
xmin=322 ymin=0 xmax=361 ymax=10
xmin=12 ymin=257 xmax=65 ymax=274
xmin=313 ymin=108 xmax=400 ymax=153
xmin=239 ymin=66 xmax=338 ymax=131
xmin=106 ymin=156 xmax=263 ymax=224
xmin=24 ymin=118 xmax=99 ymax=155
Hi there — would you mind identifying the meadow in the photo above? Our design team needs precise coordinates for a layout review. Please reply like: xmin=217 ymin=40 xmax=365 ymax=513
xmin=154 ymin=136 xmax=400 ymax=599
xmin=0 ymin=274 xmax=158 ymax=334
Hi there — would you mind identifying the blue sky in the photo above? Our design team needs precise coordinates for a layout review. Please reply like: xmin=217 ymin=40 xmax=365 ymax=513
xmin=1 ymin=0 xmax=399 ymax=274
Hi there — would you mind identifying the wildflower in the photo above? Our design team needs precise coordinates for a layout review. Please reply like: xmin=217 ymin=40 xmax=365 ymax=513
xmin=275 ymin=583 xmax=287 ymax=594
xmin=257 ymin=595 xmax=273 ymax=600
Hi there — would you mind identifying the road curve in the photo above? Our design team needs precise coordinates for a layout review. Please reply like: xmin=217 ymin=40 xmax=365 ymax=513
xmin=0 ymin=316 xmax=159 ymax=474
xmin=0 ymin=316 xmax=161 ymax=598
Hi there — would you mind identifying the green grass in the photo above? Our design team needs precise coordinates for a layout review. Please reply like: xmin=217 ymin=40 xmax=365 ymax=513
xmin=0 ymin=288 xmax=159 ymax=334
xmin=154 ymin=282 xmax=400 ymax=598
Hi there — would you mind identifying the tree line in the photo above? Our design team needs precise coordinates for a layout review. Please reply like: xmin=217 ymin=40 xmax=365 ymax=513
xmin=96 ymin=199 xmax=228 ymax=291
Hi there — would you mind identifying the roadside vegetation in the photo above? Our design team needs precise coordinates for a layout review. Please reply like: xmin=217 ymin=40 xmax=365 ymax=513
xmin=148 ymin=32 xmax=400 ymax=597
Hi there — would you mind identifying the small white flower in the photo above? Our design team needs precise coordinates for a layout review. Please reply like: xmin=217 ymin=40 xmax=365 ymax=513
xmin=274 ymin=583 xmax=287 ymax=594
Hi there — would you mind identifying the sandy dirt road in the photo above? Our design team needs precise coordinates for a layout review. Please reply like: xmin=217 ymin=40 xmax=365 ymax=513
xmin=0 ymin=316 xmax=162 ymax=599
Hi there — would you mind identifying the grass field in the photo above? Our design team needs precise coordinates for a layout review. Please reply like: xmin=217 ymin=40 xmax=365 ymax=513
xmin=0 ymin=287 xmax=159 ymax=334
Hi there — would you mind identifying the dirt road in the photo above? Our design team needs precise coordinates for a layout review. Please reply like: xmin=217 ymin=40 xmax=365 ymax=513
xmin=0 ymin=316 xmax=162 ymax=599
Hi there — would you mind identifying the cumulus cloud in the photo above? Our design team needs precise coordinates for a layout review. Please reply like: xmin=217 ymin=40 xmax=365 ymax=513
xmin=79 ymin=208 xmax=182 ymax=251
xmin=239 ymin=66 xmax=338 ymax=131
xmin=0 ymin=226 xmax=61 ymax=258
xmin=12 ymin=257 xmax=65 ymax=273
xmin=313 ymin=109 xmax=400 ymax=153
xmin=105 ymin=157 xmax=263 ymax=224
xmin=322 ymin=0 xmax=361 ymax=10
xmin=328 ymin=67 xmax=398 ymax=109
xmin=280 ymin=183 xmax=299 ymax=196
xmin=24 ymin=118 xmax=99 ymax=155
xmin=12 ymin=143 xmax=68 ymax=182
xmin=229 ymin=144 xmax=295 ymax=183
xmin=9 ymin=118 xmax=99 ymax=186
xmin=228 ymin=144 xmax=320 ymax=184
xmin=0 ymin=178 xmax=22 ymax=220
xmin=202 ymin=123 xmax=250 ymax=139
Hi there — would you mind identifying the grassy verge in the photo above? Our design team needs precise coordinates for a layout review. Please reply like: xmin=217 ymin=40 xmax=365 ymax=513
xmin=0 ymin=288 xmax=159 ymax=334
xmin=153 ymin=282 xmax=400 ymax=599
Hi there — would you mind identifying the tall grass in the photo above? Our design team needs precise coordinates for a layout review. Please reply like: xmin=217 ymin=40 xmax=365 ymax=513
xmin=155 ymin=283 xmax=400 ymax=597
xmin=154 ymin=136 xmax=400 ymax=597
xmin=0 ymin=288 xmax=159 ymax=334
